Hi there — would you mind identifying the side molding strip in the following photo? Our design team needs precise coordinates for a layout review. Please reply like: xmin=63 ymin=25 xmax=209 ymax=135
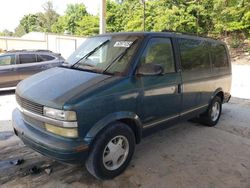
xmin=143 ymin=114 xmax=179 ymax=129
xmin=180 ymin=104 xmax=208 ymax=116
xmin=143 ymin=104 xmax=208 ymax=129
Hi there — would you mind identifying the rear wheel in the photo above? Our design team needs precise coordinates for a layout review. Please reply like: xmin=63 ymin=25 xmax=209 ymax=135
xmin=85 ymin=122 xmax=135 ymax=180
xmin=200 ymin=96 xmax=222 ymax=126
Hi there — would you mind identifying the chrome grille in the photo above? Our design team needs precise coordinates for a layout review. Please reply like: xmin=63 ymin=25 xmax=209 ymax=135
xmin=22 ymin=113 xmax=45 ymax=130
xmin=16 ymin=94 xmax=44 ymax=115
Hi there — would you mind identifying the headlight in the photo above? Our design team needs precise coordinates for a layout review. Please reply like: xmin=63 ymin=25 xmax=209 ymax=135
xmin=43 ymin=107 xmax=77 ymax=121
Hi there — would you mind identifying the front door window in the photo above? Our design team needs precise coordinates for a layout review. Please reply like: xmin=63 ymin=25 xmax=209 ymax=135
xmin=140 ymin=38 xmax=175 ymax=74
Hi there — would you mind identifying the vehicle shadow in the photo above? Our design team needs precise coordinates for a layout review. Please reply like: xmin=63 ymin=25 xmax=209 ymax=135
xmin=0 ymin=90 xmax=15 ymax=96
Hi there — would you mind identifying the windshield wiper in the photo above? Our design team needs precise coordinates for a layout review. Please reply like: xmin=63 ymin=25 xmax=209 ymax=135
xmin=72 ymin=64 xmax=113 ymax=75
xmin=61 ymin=61 xmax=71 ymax=67
xmin=72 ymin=39 xmax=110 ymax=68
xmin=102 ymin=39 xmax=138 ymax=74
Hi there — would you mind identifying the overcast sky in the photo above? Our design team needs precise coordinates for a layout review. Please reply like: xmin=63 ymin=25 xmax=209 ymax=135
xmin=0 ymin=0 xmax=99 ymax=32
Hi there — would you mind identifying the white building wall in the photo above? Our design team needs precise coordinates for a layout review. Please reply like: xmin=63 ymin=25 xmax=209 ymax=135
xmin=0 ymin=32 xmax=86 ymax=59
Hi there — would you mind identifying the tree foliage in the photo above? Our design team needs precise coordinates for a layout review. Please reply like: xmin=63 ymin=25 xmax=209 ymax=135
xmin=0 ymin=29 xmax=14 ymax=37
xmin=41 ymin=1 xmax=60 ymax=32
xmin=75 ymin=16 xmax=99 ymax=36
xmin=52 ymin=3 xmax=89 ymax=34
xmin=13 ymin=1 xmax=59 ymax=36
xmin=1 ymin=0 xmax=249 ymax=40
xmin=105 ymin=0 xmax=250 ymax=38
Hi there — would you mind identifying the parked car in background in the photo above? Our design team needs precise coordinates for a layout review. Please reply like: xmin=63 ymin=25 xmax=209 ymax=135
xmin=0 ymin=50 xmax=64 ymax=90
xmin=13 ymin=32 xmax=231 ymax=179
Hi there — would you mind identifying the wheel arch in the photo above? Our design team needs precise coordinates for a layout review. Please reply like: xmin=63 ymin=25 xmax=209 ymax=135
xmin=211 ymin=88 xmax=224 ymax=103
xmin=84 ymin=111 xmax=143 ymax=145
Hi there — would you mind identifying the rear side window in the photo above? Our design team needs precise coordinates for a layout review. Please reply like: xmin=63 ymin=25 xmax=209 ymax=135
xmin=0 ymin=55 xmax=15 ymax=65
xmin=19 ymin=54 xmax=36 ymax=64
xmin=140 ymin=38 xmax=175 ymax=73
xmin=178 ymin=38 xmax=210 ymax=71
xmin=37 ymin=54 xmax=55 ymax=62
xmin=211 ymin=44 xmax=228 ymax=68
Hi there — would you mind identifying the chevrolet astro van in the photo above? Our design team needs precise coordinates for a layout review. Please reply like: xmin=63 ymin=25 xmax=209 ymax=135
xmin=12 ymin=32 xmax=231 ymax=179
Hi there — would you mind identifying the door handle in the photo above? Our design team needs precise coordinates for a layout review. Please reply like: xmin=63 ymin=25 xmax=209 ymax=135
xmin=177 ymin=84 xmax=182 ymax=94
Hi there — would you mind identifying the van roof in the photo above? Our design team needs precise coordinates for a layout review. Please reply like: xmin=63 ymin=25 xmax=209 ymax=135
xmin=97 ymin=31 xmax=224 ymax=45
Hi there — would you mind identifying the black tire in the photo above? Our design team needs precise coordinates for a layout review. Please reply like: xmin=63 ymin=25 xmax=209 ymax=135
xmin=85 ymin=122 xmax=135 ymax=180
xmin=200 ymin=96 xmax=222 ymax=127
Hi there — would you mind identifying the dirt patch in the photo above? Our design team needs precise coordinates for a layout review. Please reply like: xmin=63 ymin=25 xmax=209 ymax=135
xmin=232 ymin=54 xmax=250 ymax=65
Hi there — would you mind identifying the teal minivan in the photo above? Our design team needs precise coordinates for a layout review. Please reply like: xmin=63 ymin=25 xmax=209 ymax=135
xmin=12 ymin=32 xmax=231 ymax=179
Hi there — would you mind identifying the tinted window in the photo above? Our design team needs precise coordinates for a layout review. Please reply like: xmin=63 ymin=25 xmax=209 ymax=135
xmin=178 ymin=38 xmax=210 ymax=71
xmin=0 ymin=55 xmax=15 ymax=65
xmin=37 ymin=54 xmax=55 ymax=62
xmin=140 ymin=38 xmax=175 ymax=73
xmin=211 ymin=44 xmax=228 ymax=68
xmin=19 ymin=54 xmax=36 ymax=64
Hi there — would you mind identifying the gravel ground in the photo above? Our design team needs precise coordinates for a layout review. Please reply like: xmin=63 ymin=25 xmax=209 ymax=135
xmin=0 ymin=64 xmax=250 ymax=188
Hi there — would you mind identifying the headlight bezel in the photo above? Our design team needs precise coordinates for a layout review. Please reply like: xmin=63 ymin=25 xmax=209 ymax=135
xmin=43 ymin=107 xmax=78 ymax=138
xmin=43 ymin=106 xmax=77 ymax=121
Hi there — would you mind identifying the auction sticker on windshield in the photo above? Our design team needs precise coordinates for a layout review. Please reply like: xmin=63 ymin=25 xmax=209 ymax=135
xmin=114 ymin=41 xmax=133 ymax=48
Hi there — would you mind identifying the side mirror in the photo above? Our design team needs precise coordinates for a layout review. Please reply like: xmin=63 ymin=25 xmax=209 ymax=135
xmin=137 ymin=63 xmax=164 ymax=76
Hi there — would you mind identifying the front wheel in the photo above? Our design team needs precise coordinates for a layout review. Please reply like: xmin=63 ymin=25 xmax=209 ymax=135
xmin=85 ymin=122 xmax=135 ymax=180
xmin=200 ymin=96 xmax=222 ymax=126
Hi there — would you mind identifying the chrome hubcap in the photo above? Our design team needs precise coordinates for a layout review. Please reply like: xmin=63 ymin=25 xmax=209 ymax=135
xmin=103 ymin=135 xmax=129 ymax=171
xmin=211 ymin=102 xmax=220 ymax=121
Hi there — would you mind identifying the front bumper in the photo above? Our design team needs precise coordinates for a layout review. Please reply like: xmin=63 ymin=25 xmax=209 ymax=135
xmin=223 ymin=92 xmax=231 ymax=103
xmin=12 ymin=108 xmax=89 ymax=164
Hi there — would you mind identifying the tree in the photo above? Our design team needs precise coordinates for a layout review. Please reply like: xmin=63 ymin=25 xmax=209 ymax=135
xmin=76 ymin=16 xmax=99 ymax=36
xmin=210 ymin=0 xmax=250 ymax=39
xmin=19 ymin=14 xmax=40 ymax=33
xmin=52 ymin=3 xmax=88 ymax=34
xmin=106 ymin=1 xmax=121 ymax=32
xmin=13 ymin=1 xmax=59 ymax=36
xmin=0 ymin=29 xmax=14 ymax=37
xmin=14 ymin=25 xmax=26 ymax=37
xmin=51 ymin=16 xmax=67 ymax=34
xmin=40 ymin=1 xmax=59 ymax=32
xmin=105 ymin=0 xmax=249 ymax=39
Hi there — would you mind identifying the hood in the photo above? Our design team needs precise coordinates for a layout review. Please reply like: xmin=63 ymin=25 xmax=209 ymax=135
xmin=16 ymin=67 xmax=114 ymax=109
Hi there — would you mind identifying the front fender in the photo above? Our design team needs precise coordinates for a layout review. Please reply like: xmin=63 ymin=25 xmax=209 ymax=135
xmin=84 ymin=111 xmax=142 ymax=144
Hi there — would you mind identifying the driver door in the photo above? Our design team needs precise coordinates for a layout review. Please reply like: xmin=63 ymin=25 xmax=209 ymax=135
xmin=138 ymin=37 xmax=182 ymax=127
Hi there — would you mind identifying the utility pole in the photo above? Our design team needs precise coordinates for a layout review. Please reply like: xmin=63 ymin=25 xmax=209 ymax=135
xmin=143 ymin=0 xmax=145 ymax=31
xmin=100 ymin=0 xmax=106 ymax=34
xmin=140 ymin=0 xmax=146 ymax=31
xmin=196 ymin=0 xmax=199 ymax=36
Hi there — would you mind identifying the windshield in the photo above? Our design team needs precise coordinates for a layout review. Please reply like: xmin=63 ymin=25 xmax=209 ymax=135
xmin=65 ymin=35 xmax=141 ymax=75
